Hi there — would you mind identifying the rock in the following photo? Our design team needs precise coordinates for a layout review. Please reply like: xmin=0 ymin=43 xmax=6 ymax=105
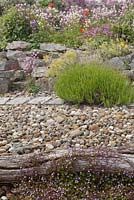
xmin=6 ymin=50 xmax=25 ymax=60
xmin=5 ymin=60 xmax=20 ymax=71
xmin=128 ymin=103 xmax=134 ymax=108
xmin=1 ymin=196 xmax=8 ymax=200
xmin=106 ymin=57 xmax=126 ymax=70
xmin=108 ymin=140 xmax=117 ymax=147
xmin=69 ymin=128 xmax=83 ymax=139
xmin=12 ymin=132 xmax=24 ymax=139
xmin=129 ymin=59 xmax=134 ymax=69
xmin=0 ymin=70 xmax=14 ymax=79
xmin=52 ymin=140 xmax=61 ymax=148
xmin=47 ymin=77 xmax=56 ymax=92
xmin=46 ymin=97 xmax=64 ymax=105
xmin=89 ymin=124 xmax=99 ymax=132
xmin=35 ymin=78 xmax=49 ymax=92
xmin=27 ymin=96 xmax=51 ymax=105
xmin=126 ymin=134 xmax=133 ymax=140
xmin=127 ymin=70 xmax=134 ymax=81
xmin=0 ymin=51 xmax=7 ymax=59
xmin=123 ymin=70 xmax=134 ymax=81
xmin=0 ymin=78 xmax=9 ymax=93
xmin=18 ymin=56 xmax=45 ymax=73
xmin=7 ymin=96 xmax=32 ymax=105
xmin=0 ymin=59 xmax=7 ymax=71
xmin=8 ymin=143 xmax=32 ymax=154
xmin=32 ymin=66 xmax=48 ymax=78
xmin=11 ymin=70 xmax=25 ymax=81
xmin=120 ymin=54 xmax=132 ymax=64
xmin=55 ymin=116 xmax=65 ymax=123
xmin=0 ymin=148 xmax=7 ymax=153
xmin=0 ymin=97 xmax=9 ymax=104
xmin=40 ymin=43 xmax=67 ymax=52
xmin=46 ymin=119 xmax=55 ymax=124
xmin=0 ymin=140 xmax=7 ymax=147
xmin=75 ymin=143 xmax=81 ymax=148
xmin=6 ymin=41 xmax=31 ymax=50
xmin=46 ymin=143 xmax=54 ymax=150
xmin=0 ymin=58 xmax=19 ymax=80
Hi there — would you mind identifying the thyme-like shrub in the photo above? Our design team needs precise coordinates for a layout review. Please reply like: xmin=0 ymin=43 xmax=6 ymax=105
xmin=11 ymin=149 xmax=134 ymax=200
xmin=55 ymin=62 xmax=134 ymax=107
xmin=47 ymin=50 xmax=77 ymax=77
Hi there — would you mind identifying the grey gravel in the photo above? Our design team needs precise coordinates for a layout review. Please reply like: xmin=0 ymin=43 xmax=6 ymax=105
xmin=0 ymin=102 xmax=134 ymax=155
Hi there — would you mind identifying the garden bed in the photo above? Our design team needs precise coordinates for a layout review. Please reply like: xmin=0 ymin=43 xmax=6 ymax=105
xmin=0 ymin=147 xmax=134 ymax=199
xmin=0 ymin=0 xmax=134 ymax=199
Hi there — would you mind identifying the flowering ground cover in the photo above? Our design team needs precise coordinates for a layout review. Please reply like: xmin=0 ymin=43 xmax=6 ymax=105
xmin=0 ymin=0 xmax=134 ymax=51
xmin=12 ymin=170 xmax=134 ymax=200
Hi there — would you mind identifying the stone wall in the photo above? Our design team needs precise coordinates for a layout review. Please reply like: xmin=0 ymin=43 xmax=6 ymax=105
xmin=0 ymin=41 xmax=134 ymax=94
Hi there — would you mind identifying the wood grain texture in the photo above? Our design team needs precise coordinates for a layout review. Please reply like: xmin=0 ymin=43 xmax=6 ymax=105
xmin=0 ymin=147 xmax=134 ymax=183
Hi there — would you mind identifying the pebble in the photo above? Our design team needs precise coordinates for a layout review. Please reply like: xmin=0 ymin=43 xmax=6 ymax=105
xmin=0 ymin=101 xmax=133 ymax=155
xmin=69 ymin=128 xmax=83 ymax=139
xmin=46 ymin=143 xmax=54 ymax=150
xmin=1 ymin=196 xmax=8 ymax=200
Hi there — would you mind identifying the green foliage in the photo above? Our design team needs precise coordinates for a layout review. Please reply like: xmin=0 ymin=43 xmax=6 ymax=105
xmin=112 ymin=7 xmax=134 ymax=44
xmin=29 ymin=19 xmax=51 ymax=49
xmin=99 ymin=38 xmax=130 ymax=59
xmin=15 ymin=171 xmax=134 ymax=200
xmin=48 ymin=50 xmax=78 ymax=77
xmin=0 ymin=0 xmax=34 ymax=7
xmin=88 ymin=35 xmax=111 ymax=50
xmin=37 ymin=0 xmax=62 ymax=8
xmin=30 ymin=25 xmax=83 ymax=49
xmin=55 ymin=62 xmax=134 ymax=107
xmin=0 ymin=7 xmax=31 ymax=49
xmin=26 ymin=77 xmax=40 ymax=94
xmin=87 ymin=36 xmax=130 ymax=59
xmin=36 ymin=0 xmax=48 ymax=7
xmin=12 ymin=152 xmax=134 ymax=200
xmin=50 ymin=26 xmax=82 ymax=47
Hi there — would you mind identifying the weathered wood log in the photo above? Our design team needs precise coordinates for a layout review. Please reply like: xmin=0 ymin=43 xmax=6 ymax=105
xmin=0 ymin=147 xmax=134 ymax=183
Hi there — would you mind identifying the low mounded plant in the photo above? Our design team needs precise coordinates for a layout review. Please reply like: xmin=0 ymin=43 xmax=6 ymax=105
xmin=55 ymin=62 xmax=134 ymax=107
xmin=0 ymin=7 xmax=31 ymax=49
xmin=11 ymin=150 xmax=134 ymax=200
xmin=47 ymin=50 xmax=78 ymax=77
xmin=99 ymin=38 xmax=130 ymax=59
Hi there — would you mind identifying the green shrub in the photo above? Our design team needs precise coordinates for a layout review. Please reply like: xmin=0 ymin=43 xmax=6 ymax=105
xmin=29 ymin=25 xmax=82 ymax=49
xmin=55 ymin=62 xmax=134 ymax=107
xmin=50 ymin=26 xmax=82 ymax=48
xmin=0 ymin=7 xmax=31 ymax=49
xmin=112 ymin=7 xmax=134 ymax=44
xmin=99 ymin=38 xmax=130 ymax=59
xmin=87 ymin=36 xmax=130 ymax=59
xmin=47 ymin=50 xmax=78 ymax=77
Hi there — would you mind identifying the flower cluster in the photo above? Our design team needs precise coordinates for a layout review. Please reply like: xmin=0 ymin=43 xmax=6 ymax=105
xmin=85 ymin=24 xmax=113 ymax=37
xmin=13 ymin=151 xmax=134 ymax=200
xmin=91 ymin=0 xmax=133 ymax=22
xmin=21 ymin=52 xmax=39 ymax=74
xmin=59 ymin=5 xmax=85 ymax=28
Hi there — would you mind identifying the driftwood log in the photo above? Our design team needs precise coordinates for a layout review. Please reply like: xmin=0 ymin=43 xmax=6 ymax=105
xmin=0 ymin=147 xmax=134 ymax=183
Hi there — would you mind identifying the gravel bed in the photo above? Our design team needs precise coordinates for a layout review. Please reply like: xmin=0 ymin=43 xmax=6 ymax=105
xmin=0 ymin=104 xmax=134 ymax=156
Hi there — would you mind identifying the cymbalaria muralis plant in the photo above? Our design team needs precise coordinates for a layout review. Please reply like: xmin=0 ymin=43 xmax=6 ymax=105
xmin=11 ymin=149 xmax=134 ymax=200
